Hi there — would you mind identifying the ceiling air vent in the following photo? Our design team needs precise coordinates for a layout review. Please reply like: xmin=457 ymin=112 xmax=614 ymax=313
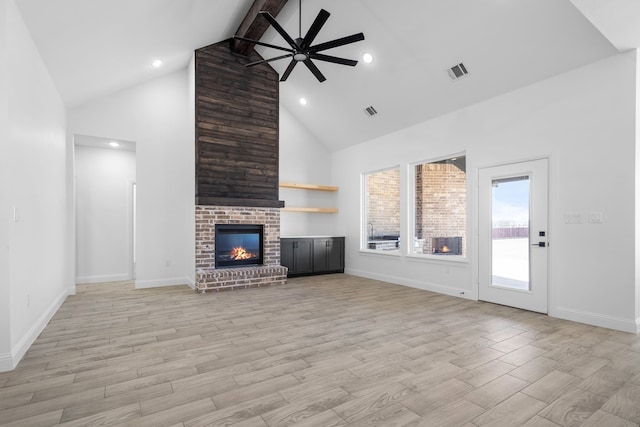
xmin=447 ymin=62 xmax=469 ymax=81
xmin=364 ymin=106 xmax=378 ymax=117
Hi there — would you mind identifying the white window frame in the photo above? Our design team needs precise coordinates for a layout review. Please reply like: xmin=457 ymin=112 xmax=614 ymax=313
xmin=361 ymin=165 xmax=401 ymax=255
xmin=408 ymin=152 xmax=468 ymax=262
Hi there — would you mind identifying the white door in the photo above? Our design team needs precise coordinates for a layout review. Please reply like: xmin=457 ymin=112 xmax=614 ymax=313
xmin=479 ymin=159 xmax=548 ymax=313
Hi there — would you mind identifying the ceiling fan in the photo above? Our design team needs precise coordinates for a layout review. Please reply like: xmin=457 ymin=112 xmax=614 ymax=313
xmin=234 ymin=0 xmax=365 ymax=82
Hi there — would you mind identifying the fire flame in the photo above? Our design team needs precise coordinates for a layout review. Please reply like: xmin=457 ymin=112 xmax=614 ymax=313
xmin=440 ymin=245 xmax=451 ymax=253
xmin=229 ymin=246 xmax=255 ymax=260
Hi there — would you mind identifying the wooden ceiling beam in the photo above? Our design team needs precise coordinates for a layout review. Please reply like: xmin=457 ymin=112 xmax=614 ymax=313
xmin=232 ymin=0 xmax=290 ymax=56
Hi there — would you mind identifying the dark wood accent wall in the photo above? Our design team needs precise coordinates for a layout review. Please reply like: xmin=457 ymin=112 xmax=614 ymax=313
xmin=195 ymin=40 xmax=283 ymax=208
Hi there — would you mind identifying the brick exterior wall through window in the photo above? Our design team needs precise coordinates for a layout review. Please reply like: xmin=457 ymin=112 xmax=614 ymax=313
xmin=366 ymin=168 xmax=400 ymax=240
xmin=415 ymin=163 xmax=466 ymax=256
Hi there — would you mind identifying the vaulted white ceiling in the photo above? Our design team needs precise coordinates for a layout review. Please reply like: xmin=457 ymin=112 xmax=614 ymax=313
xmin=15 ymin=0 xmax=254 ymax=107
xmin=15 ymin=0 xmax=640 ymax=152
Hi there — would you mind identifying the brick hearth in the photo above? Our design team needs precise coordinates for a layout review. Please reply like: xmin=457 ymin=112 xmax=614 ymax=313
xmin=195 ymin=206 xmax=287 ymax=292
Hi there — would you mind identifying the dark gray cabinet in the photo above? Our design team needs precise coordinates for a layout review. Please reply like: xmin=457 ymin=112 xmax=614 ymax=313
xmin=313 ymin=238 xmax=344 ymax=273
xmin=280 ymin=238 xmax=313 ymax=275
xmin=281 ymin=237 xmax=344 ymax=277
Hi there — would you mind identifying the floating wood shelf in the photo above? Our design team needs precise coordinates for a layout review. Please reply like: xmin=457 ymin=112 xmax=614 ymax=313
xmin=281 ymin=207 xmax=339 ymax=213
xmin=279 ymin=182 xmax=339 ymax=192
xmin=280 ymin=182 xmax=339 ymax=213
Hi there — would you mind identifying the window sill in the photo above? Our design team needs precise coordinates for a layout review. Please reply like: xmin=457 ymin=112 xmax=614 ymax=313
xmin=406 ymin=253 xmax=469 ymax=264
xmin=357 ymin=250 xmax=469 ymax=264
xmin=359 ymin=249 xmax=402 ymax=257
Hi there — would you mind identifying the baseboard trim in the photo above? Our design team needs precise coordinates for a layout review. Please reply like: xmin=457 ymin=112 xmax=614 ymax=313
xmin=550 ymin=307 xmax=637 ymax=334
xmin=135 ymin=277 xmax=193 ymax=289
xmin=345 ymin=268 xmax=474 ymax=300
xmin=346 ymin=269 xmax=638 ymax=334
xmin=76 ymin=273 xmax=131 ymax=284
xmin=0 ymin=352 xmax=13 ymax=373
xmin=0 ymin=288 xmax=70 ymax=372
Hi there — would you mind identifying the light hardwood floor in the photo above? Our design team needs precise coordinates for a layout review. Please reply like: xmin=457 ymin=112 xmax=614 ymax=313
xmin=1 ymin=275 xmax=639 ymax=426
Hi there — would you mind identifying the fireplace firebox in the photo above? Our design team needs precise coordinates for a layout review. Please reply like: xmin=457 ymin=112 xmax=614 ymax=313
xmin=432 ymin=237 xmax=462 ymax=255
xmin=215 ymin=224 xmax=264 ymax=268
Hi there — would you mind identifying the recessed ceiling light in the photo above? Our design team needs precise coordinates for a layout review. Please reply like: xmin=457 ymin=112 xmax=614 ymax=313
xmin=299 ymin=97 xmax=308 ymax=106
xmin=109 ymin=141 xmax=120 ymax=147
xmin=152 ymin=59 xmax=163 ymax=68
xmin=363 ymin=53 xmax=374 ymax=64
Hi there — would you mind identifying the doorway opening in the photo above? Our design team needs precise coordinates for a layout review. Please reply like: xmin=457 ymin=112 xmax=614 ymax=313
xmin=74 ymin=135 xmax=137 ymax=284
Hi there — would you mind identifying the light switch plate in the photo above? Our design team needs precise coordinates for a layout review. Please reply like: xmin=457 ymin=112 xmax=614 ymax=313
xmin=564 ymin=212 xmax=584 ymax=224
xmin=588 ymin=212 xmax=603 ymax=223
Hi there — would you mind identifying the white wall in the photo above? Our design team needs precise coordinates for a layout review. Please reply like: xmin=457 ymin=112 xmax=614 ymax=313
xmin=279 ymin=106 xmax=337 ymax=237
xmin=75 ymin=145 xmax=136 ymax=283
xmin=68 ymin=69 xmax=195 ymax=289
xmin=333 ymin=51 xmax=639 ymax=333
xmin=636 ymin=49 xmax=640 ymax=324
xmin=0 ymin=0 xmax=69 ymax=371
xmin=0 ymin=0 xmax=11 ymax=363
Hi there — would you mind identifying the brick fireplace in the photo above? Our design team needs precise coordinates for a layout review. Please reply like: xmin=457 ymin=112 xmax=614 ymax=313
xmin=195 ymin=206 xmax=287 ymax=292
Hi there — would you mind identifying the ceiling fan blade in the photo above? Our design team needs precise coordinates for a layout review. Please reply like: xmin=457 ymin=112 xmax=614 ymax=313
xmin=233 ymin=36 xmax=293 ymax=54
xmin=309 ymin=33 xmax=365 ymax=53
xmin=280 ymin=59 xmax=298 ymax=82
xmin=259 ymin=11 xmax=298 ymax=50
xmin=246 ymin=53 xmax=293 ymax=67
xmin=301 ymin=9 xmax=330 ymax=49
xmin=309 ymin=53 xmax=358 ymax=67
xmin=303 ymin=59 xmax=326 ymax=82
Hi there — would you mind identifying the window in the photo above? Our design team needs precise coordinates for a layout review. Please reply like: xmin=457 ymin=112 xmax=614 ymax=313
xmin=412 ymin=155 xmax=467 ymax=258
xmin=363 ymin=167 xmax=400 ymax=253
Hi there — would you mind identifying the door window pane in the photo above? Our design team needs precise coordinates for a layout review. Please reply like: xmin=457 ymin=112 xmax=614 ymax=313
xmin=491 ymin=176 xmax=530 ymax=290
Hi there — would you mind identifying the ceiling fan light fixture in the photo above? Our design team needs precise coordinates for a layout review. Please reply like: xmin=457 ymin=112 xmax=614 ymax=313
xmin=363 ymin=52 xmax=373 ymax=64
xmin=294 ymin=53 xmax=308 ymax=61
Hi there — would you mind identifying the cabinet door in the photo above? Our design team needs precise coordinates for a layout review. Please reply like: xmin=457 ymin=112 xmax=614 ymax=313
xmin=294 ymin=239 xmax=313 ymax=274
xmin=281 ymin=238 xmax=313 ymax=275
xmin=280 ymin=239 xmax=295 ymax=273
xmin=327 ymin=237 xmax=345 ymax=272
xmin=313 ymin=238 xmax=345 ymax=273
xmin=313 ymin=239 xmax=329 ymax=272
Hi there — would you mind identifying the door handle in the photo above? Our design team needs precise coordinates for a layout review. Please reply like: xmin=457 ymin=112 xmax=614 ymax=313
xmin=531 ymin=242 xmax=546 ymax=247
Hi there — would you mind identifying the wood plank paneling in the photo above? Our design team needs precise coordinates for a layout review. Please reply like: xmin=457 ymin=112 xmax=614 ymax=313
xmin=195 ymin=40 xmax=282 ymax=207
